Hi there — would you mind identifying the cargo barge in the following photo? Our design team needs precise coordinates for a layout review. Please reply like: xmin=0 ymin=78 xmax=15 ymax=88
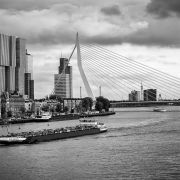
xmin=0 ymin=120 xmax=107 ymax=145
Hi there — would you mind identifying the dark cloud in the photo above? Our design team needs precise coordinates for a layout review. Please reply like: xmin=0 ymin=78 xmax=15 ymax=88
xmin=27 ymin=22 xmax=180 ymax=47
xmin=146 ymin=0 xmax=180 ymax=18
xmin=83 ymin=35 xmax=123 ymax=45
xmin=125 ymin=31 xmax=179 ymax=47
xmin=28 ymin=29 xmax=77 ymax=45
xmin=1 ymin=0 xmax=179 ymax=48
xmin=101 ymin=5 xmax=121 ymax=16
xmin=0 ymin=0 xmax=50 ymax=10
xmin=82 ymin=20 xmax=180 ymax=47
xmin=0 ymin=0 xmax=105 ymax=11
xmin=0 ymin=0 xmax=78 ymax=11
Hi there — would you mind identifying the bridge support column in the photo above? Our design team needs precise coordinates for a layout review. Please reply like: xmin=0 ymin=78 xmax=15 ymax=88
xmin=76 ymin=33 xmax=94 ymax=100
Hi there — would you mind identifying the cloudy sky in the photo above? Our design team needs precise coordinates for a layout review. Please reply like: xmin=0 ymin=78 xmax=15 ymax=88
xmin=0 ymin=0 xmax=180 ymax=99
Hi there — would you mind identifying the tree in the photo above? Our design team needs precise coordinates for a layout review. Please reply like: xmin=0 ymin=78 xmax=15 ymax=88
xmin=75 ymin=103 xmax=81 ymax=113
xmin=1 ymin=106 xmax=6 ymax=118
xmin=103 ymin=98 xmax=110 ymax=111
xmin=50 ymin=106 xmax=55 ymax=113
xmin=20 ymin=106 xmax=26 ymax=114
xmin=55 ymin=103 xmax=62 ymax=112
xmin=82 ymin=97 xmax=93 ymax=111
xmin=96 ymin=96 xmax=110 ymax=112
xmin=57 ymin=96 xmax=63 ymax=102
xmin=64 ymin=106 xmax=69 ymax=114
xmin=49 ymin=94 xmax=57 ymax=100
xmin=49 ymin=95 xmax=63 ymax=102
xmin=41 ymin=104 xmax=49 ymax=112
xmin=95 ymin=101 xmax=103 ymax=112
xmin=7 ymin=110 xmax=12 ymax=117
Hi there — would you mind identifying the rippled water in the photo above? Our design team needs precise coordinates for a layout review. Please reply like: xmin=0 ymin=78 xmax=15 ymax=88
xmin=0 ymin=107 xmax=180 ymax=180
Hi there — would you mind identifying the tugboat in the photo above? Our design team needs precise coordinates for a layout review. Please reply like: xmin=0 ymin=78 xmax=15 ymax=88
xmin=0 ymin=120 xmax=107 ymax=145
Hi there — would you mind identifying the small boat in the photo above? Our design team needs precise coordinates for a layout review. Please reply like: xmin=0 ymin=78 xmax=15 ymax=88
xmin=153 ymin=107 xmax=167 ymax=112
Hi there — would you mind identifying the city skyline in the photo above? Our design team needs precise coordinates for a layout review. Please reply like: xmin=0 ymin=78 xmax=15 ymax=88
xmin=0 ymin=0 xmax=180 ymax=98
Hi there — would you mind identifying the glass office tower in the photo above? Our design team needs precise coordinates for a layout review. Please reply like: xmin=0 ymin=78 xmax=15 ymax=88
xmin=54 ymin=58 xmax=72 ymax=98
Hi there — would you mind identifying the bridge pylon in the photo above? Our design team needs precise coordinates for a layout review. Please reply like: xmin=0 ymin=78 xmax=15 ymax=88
xmin=76 ymin=33 xmax=94 ymax=100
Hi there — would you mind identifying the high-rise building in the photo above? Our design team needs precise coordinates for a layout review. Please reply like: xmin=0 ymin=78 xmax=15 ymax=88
xmin=24 ymin=51 xmax=34 ymax=100
xmin=129 ymin=90 xmax=140 ymax=102
xmin=0 ymin=33 xmax=33 ymax=117
xmin=54 ymin=58 xmax=72 ymax=98
xmin=0 ymin=34 xmax=16 ymax=94
xmin=0 ymin=34 xmax=27 ymax=95
xmin=15 ymin=37 xmax=26 ymax=95
xmin=144 ymin=89 xmax=157 ymax=101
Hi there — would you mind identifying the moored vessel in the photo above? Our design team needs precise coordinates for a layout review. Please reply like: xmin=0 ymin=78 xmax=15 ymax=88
xmin=34 ymin=112 xmax=52 ymax=122
xmin=0 ymin=120 xmax=107 ymax=145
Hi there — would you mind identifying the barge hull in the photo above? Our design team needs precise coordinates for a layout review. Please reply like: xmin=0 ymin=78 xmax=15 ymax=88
xmin=0 ymin=141 xmax=26 ymax=145
xmin=26 ymin=128 xmax=106 ymax=144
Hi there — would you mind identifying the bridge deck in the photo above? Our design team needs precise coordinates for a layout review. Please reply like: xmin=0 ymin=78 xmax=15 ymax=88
xmin=110 ymin=100 xmax=180 ymax=107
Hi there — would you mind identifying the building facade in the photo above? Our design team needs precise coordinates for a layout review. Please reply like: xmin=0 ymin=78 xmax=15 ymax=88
xmin=29 ymin=80 xmax=34 ymax=100
xmin=0 ymin=97 xmax=1 ymax=118
xmin=54 ymin=58 xmax=72 ymax=98
xmin=8 ymin=95 xmax=25 ymax=117
xmin=25 ymin=100 xmax=34 ymax=112
xmin=144 ymin=89 xmax=157 ymax=101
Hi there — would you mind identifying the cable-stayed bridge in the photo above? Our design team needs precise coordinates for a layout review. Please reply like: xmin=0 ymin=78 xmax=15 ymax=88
xmin=54 ymin=34 xmax=180 ymax=105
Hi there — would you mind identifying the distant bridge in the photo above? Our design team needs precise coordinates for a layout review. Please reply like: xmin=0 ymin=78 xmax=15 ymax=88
xmin=110 ymin=100 xmax=180 ymax=108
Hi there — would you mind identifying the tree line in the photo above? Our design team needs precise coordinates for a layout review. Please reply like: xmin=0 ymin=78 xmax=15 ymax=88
xmin=81 ymin=96 xmax=110 ymax=112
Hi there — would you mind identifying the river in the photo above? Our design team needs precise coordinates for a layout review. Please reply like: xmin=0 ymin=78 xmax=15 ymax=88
xmin=0 ymin=106 xmax=180 ymax=180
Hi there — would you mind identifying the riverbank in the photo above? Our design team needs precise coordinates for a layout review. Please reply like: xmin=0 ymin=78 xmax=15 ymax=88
xmin=0 ymin=111 xmax=116 ymax=125
xmin=0 ymin=114 xmax=80 ymax=125
xmin=51 ymin=114 xmax=80 ymax=121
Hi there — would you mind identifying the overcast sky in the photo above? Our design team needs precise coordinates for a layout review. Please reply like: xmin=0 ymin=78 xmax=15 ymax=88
xmin=0 ymin=0 xmax=180 ymax=99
